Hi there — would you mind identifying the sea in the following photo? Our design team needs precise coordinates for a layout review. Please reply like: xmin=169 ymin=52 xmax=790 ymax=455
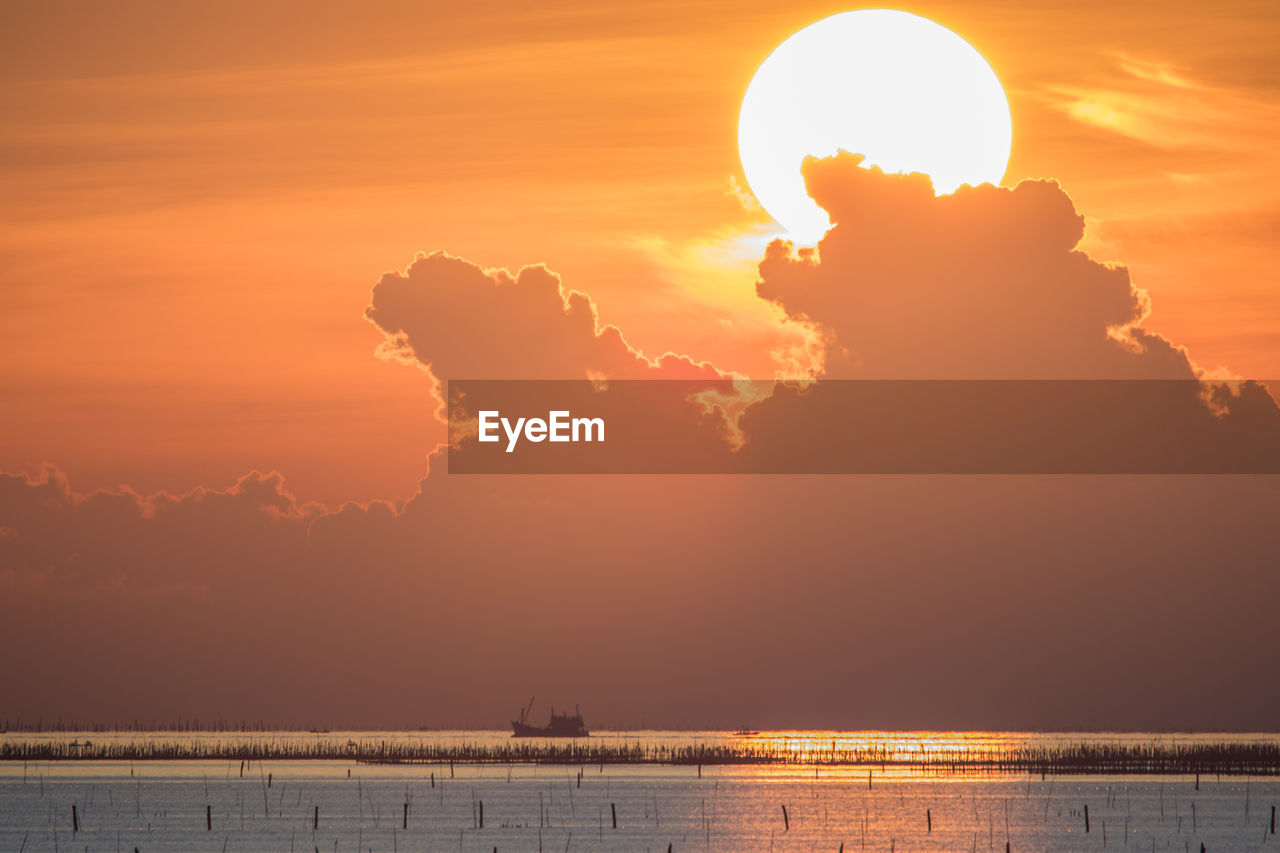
xmin=1 ymin=730 xmax=1276 ymax=851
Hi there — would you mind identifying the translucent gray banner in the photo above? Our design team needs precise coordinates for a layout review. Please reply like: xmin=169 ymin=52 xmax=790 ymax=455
xmin=447 ymin=379 xmax=1280 ymax=474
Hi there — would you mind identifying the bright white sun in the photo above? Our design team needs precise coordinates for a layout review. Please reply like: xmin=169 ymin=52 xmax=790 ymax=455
xmin=739 ymin=9 xmax=1013 ymax=242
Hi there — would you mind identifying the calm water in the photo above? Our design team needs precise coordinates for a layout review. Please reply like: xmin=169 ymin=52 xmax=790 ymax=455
xmin=1 ymin=731 xmax=1277 ymax=852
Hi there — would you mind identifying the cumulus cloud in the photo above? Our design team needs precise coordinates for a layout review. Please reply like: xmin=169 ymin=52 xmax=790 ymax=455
xmin=365 ymin=251 xmax=731 ymax=398
xmin=0 ymin=465 xmax=320 ymax=598
xmin=757 ymin=153 xmax=1196 ymax=379
xmin=4 ymin=153 xmax=1280 ymax=732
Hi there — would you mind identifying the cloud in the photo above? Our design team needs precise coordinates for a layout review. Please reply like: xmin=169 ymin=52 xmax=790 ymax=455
xmin=0 ymin=464 xmax=320 ymax=599
xmin=756 ymin=153 xmax=1197 ymax=379
xmin=4 ymin=151 xmax=1280 ymax=732
xmin=365 ymin=251 xmax=731 ymax=399
xmin=3 ymin=460 xmax=1280 ymax=730
xmin=1039 ymin=54 xmax=1280 ymax=153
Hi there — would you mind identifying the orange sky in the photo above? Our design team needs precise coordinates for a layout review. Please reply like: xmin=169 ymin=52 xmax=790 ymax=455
xmin=2 ymin=0 xmax=1278 ymax=507
xmin=3 ymin=1 xmax=1280 ymax=731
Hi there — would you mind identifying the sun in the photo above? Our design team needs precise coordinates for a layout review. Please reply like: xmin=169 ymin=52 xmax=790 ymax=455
xmin=739 ymin=9 xmax=1013 ymax=242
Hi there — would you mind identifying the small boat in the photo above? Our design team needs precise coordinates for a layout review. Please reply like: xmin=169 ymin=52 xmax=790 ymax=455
xmin=732 ymin=729 xmax=761 ymax=737
xmin=511 ymin=697 xmax=589 ymax=738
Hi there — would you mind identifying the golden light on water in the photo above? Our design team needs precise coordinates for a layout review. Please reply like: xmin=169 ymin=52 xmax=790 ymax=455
xmin=4 ymin=729 xmax=1277 ymax=849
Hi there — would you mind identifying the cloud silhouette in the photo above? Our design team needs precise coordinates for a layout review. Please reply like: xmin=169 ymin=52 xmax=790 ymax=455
xmin=0 ymin=465 xmax=320 ymax=598
xmin=366 ymin=251 xmax=731 ymax=396
xmin=4 ymin=155 xmax=1280 ymax=732
xmin=4 ymin=460 xmax=1280 ymax=730
xmin=757 ymin=153 xmax=1196 ymax=379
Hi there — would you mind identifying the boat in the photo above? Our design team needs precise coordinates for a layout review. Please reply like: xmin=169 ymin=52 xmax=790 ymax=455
xmin=511 ymin=697 xmax=589 ymax=737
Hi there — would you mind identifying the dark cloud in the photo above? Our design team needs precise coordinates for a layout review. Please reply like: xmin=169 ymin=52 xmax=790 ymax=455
xmin=3 ymin=156 xmax=1278 ymax=731
xmin=758 ymin=153 xmax=1196 ymax=379
xmin=724 ymin=154 xmax=1280 ymax=472
xmin=0 ymin=465 xmax=318 ymax=598
xmin=3 ymin=462 xmax=1280 ymax=730
xmin=365 ymin=251 xmax=731 ymax=393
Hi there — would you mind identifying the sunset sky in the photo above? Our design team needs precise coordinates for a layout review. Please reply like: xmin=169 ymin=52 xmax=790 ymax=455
xmin=1 ymin=1 xmax=1277 ymax=729
xmin=4 ymin=0 xmax=1278 ymax=503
